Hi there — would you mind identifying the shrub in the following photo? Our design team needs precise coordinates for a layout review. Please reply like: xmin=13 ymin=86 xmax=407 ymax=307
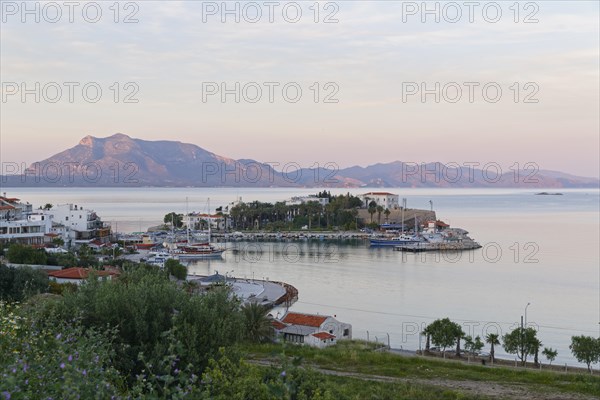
xmin=0 ymin=302 xmax=122 ymax=398
xmin=0 ymin=264 xmax=49 ymax=302
xmin=5 ymin=244 xmax=47 ymax=265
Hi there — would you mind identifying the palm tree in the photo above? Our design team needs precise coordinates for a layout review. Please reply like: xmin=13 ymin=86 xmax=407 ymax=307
xmin=485 ymin=333 xmax=500 ymax=363
xmin=422 ymin=326 xmax=432 ymax=352
xmin=376 ymin=205 xmax=384 ymax=225
xmin=241 ymin=303 xmax=274 ymax=343
xmin=532 ymin=338 xmax=542 ymax=366
xmin=368 ymin=207 xmax=376 ymax=223
xmin=384 ymin=208 xmax=391 ymax=223
xmin=455 ymin=326 xmax=465 ymax=357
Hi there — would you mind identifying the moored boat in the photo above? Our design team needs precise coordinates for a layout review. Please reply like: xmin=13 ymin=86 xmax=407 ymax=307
xmin=171 ymin=243 xmax=225 ymax=259
xmin=370 ymin=234 xmax=422 ymax=247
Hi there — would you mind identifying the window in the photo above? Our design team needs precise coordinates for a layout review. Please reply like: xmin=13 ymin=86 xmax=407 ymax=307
xmin=65 ymin=217 xmax=68 ymax=221
xmin=343 ymin=329 xmax=349 ymax=337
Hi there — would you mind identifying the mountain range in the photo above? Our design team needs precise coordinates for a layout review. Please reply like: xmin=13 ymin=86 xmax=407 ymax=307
xmin=2 ymin=133 xmax=598 ymax=188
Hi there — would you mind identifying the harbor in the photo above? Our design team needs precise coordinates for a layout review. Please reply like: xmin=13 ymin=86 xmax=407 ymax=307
xmin=2 ymin=188 xmax=598 ymax=367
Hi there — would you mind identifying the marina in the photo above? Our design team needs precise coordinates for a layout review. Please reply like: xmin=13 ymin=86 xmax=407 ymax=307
xmin=2 ymin=187 xmax=599 ymax=367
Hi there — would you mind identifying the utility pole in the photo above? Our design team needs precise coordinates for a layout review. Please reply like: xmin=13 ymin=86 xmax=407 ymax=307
xmin=520 ymin=315 xmax=524 ymax=366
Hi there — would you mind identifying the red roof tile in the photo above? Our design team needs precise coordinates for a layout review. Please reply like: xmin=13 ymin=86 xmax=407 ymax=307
xmin=48 ymin=267 xmax=115 ymax=280
xmin=282 ymin=312 xmax=327 ymax=328
xmin=312 ymin=332 xmax=335 ymax=340
xmin=271 ymin=320 xmax=287 ymax=330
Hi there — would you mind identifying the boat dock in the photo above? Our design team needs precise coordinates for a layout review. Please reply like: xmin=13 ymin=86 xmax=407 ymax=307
xmin=393 ymin=241 xmax=482 ymax=252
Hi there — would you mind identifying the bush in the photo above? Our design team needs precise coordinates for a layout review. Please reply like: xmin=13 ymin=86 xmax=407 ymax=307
xmin=0 ymin=302 xmax=122 ymax=398
xmin=48 ymin=281 xmax=78 ymax=295
xmin=5 ymin=244 xmax=47 ymax=265
xmin=0 ymin=264 xmax=49 ymax=302
xmin=165 ymin=259 xmax=188 ymax=280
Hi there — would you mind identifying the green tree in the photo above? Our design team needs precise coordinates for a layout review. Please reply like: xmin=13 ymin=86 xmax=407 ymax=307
xmin=502 ymin=326 xmax=539 ymax=366
xmin=376 ymin=205 xmax=384 ymax=225
xmin=241 ymin=302 xmax=274 ymax=343
xmin=542 ymin=347 xmax=558 ymax=366
xmin=532 ymin=337 xmax=542 ymax=366
xmin=77 ymin=244 xmax=96 ymax=267
xmin=464 ymin=335 xmax=484 ymax=356
xmin=383 ymin=208 xmax=391 ymax=223
xmin=6 ymin=244 xmax=47 ymax=265
xmin=422 ymin=325 xmax=432 ymax=352
xmin=165 ymin=258 xmax=188 ymax=280
xmin=570 ymin=335 xmax=600 ymax=373
xmin=368 ymin=207 xmax=376 ymax=224
xmin=0 ymin=264 xmax=49 ymax=302
xmin=43 ymin=203 xmax=53 ymax=210
xmin=164 ymin=212 xmax=184 ymax=229
xmin=427 ymin=318 xmax=463 ymax=357
xmin=485 ymin=333 xmax=500 ymax=362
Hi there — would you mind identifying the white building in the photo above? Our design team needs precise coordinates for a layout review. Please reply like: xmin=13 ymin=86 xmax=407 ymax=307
xmin=186 ymin=213 xmax=231 ymax=230
xmin=361 ymin=192 xmax=399 ymax=209
xmin=47 ymin=267 xmax=118 ymax=285
xmin=0 ymin=196 xmax=53 ymax=245
xmin=46 ymin=204 xmax=111 ymax=245
xmin=273 ymin=312 xmax=352 ymax=348
xmin=286 ymin=196 xmax=329 ymax=207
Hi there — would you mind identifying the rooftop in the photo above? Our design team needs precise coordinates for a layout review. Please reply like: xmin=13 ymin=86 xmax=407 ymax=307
xmin=282 ymin=312 xmax=328 ymax=327
xmin=363 ymin=192 xmax=396 ymax=196
xmin=312 ymin=332 xmax=336 ymax=340
xmin=48 ymin=267 xmax=118 ymax=280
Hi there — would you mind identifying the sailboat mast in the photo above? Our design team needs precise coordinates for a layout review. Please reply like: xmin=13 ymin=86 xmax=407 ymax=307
xmin=207 ymin=197 xmax=211 ymax=241
xmin=186 ymin=196 xmax=190 ymax=244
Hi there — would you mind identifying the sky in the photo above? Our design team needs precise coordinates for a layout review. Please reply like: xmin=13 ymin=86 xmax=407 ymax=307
xmin=1 ymin=0 xmax=599 ymax=177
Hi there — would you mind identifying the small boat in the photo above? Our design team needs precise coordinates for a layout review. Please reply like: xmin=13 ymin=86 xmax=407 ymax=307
xmin=135 ymin=234 xmax=158 ymax=249
xmin=370 ymin=234 xmax=422 ymax=247
xmin=171 ymin=243 xmax=225 ymax=259
xmin=146 ymin=251 xmax=179 ymax=268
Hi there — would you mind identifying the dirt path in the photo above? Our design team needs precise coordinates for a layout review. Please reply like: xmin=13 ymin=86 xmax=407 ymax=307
xmin=248 ymin=359 xmax=596 ymax=400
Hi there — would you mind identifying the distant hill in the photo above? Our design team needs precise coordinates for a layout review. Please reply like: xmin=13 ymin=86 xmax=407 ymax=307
xmin=2 ymin=134 xmax=598 ymax=188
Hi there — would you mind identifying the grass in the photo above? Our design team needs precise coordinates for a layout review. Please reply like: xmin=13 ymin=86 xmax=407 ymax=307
xmin=244 ymin=340 xmax=600 ymax=398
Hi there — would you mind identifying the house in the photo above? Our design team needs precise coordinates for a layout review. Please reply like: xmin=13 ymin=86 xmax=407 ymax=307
xmin=361 ymin=192 xmax=399 ymax=209
xmin=88 ymin=239 xmax=107 ymax=251
xmin=273 ymin=311 xmax=352 ymax=348
xmin=186 ymin=213 xmax=230 ymax=230
xmin=0 ymin=195 xmax=53 ymax=245
xmin=424 ymin=220 xmax=449 ymax=234
xmin=47 ymin=267 xmax=119 ymax=285
xmin=46 ymin=204 xmax=111 ymax=246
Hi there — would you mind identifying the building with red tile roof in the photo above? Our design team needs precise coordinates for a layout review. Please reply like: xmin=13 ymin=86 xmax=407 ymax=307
xmin=48 ymin=267 xmax=119 ymax=285
xmin=282 ymin=312 xmax=328 ymax=327
xmin=274 ymin=311 xmax=352 ymax=348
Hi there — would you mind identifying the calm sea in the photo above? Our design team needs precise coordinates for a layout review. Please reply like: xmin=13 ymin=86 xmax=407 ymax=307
xmin=5 ymin=187 xmax=600 ymax=367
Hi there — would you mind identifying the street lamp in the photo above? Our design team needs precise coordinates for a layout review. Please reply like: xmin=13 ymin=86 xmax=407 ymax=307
xmin=524 ymin=302 xmax=531 ymax=328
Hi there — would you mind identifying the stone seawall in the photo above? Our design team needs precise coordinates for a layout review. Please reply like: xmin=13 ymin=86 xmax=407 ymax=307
xmin=357 ymin=208 xmax=436 ymax=227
